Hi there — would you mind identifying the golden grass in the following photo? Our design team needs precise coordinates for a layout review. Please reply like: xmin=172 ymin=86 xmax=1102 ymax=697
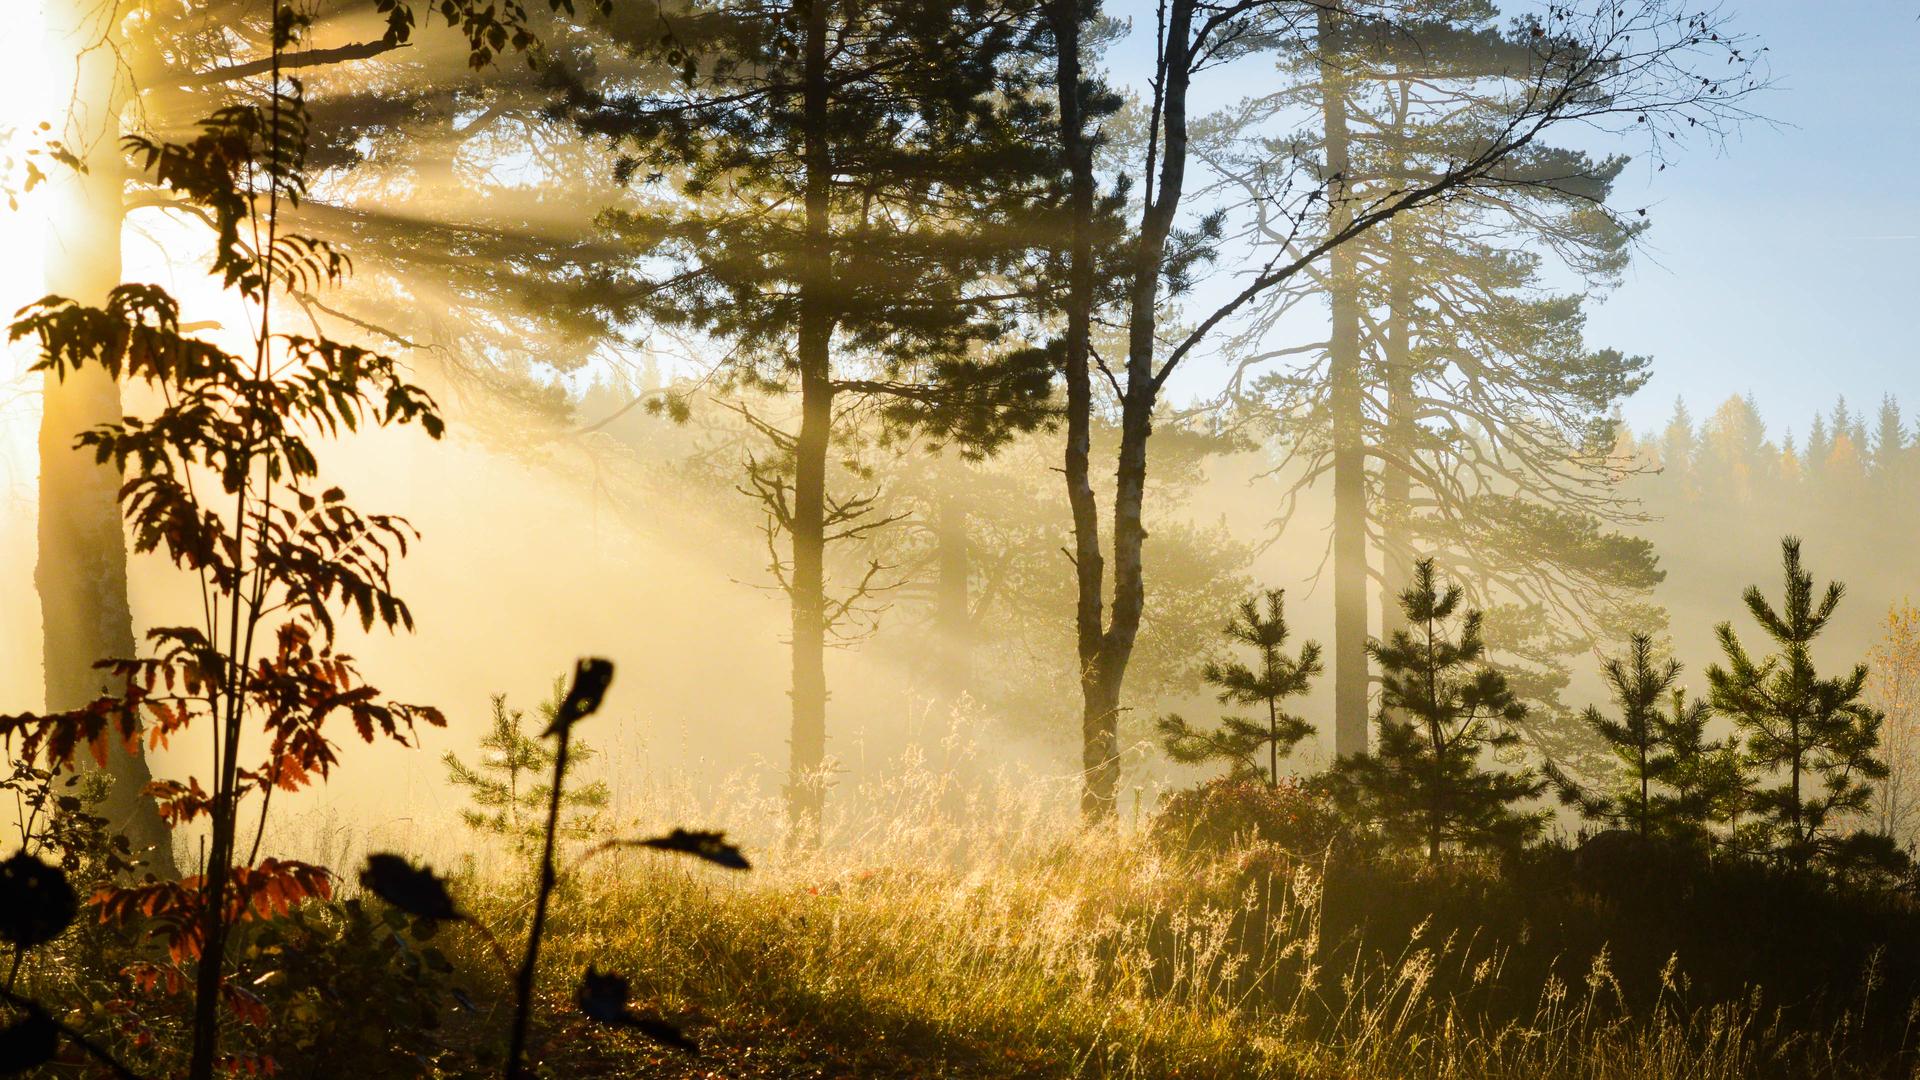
xmin=405 ymin=742 xmax=1896 ymax=1080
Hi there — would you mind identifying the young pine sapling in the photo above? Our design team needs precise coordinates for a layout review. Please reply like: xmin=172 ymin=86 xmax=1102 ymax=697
xmin=1550 ymin=632 xmax=1733 ymax=844
xmin=443 ymin=685 xmax=611 ymax=853
xmin=1708 ymin=537 xmax=1896 ymax=874
xmin=1157 ymin=589 xmax=1321 ymax=786
xmin=1332 ymin=559 xmax=1547 ymax=861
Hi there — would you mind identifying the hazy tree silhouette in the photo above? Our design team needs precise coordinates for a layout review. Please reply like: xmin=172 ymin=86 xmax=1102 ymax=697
xmin=1046 ymin=0 xmax=1761 ymax=818
xmin=1333 ymin=559 xmax=1546 ymax=860
xmin=1216 ymin=5 xmax=1671 ymax=762
xmin=1157 ymin=589 xmax=1321 ymax=786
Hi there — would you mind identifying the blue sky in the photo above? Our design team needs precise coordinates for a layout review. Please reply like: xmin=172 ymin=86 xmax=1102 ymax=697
xmin=1580 ymin=3 xmax=1920 ymax=436
xmin=1107 ymin=2 xmax=1920 ymax=437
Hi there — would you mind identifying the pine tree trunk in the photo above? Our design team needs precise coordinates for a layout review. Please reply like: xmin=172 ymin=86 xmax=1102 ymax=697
xmin=1789 ymin=713 xmax=1804 ymax=868
xmin=931 ymin=483 xmax=972 ymax=710
xmin=1050 ymin=1 xmax=1114 ymax=821
xmin=41 ymin=0 xmax=176 ymax=879
xmin=786 ymin=0 xmax=835 ymax=837
xmin=1378 ymin=154 xmax=1415 ymax=651
xmin=1320 ymin=9 xmax=1369 ymax=758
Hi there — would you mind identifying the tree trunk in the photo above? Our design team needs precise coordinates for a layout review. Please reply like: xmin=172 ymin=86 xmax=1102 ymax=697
xmin=931 ymin=482 xmax=972 ymax=711
xmin=1320 ymin=8 xmax=1369 ymax=758
xmin=1378 ymin=214 xmax=1415 ymax=646
xmin=41 ymin=0 xmax=176 ymax=879
xmin=186 ymin=782 xmax=236 ymax=1079
xmin=786 ymin=0 xmax=835 ymax=837
xmin=1082 ymin=0 xmax=1196 ymax=820
xmin=1050 ymin=1 xmax=1113 ymax=821
xmin=1378 ymin=85 xmax=1417 ymax=655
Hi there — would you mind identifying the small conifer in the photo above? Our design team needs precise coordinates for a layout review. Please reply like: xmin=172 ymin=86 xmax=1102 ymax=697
xmin=1333 ymin=559 xmax=1546 ymax=860
xmin=1157 ymin=589 xmax=1322 ymax=786
xmin=444 ymin=683 xmax=611 ymax=851
xmin=1708 ymin=538 xmax=1890 ymax=871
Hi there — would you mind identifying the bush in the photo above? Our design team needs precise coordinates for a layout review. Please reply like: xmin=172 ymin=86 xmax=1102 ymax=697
xmin=1152 ymin=775 xmax=1355 ymax=858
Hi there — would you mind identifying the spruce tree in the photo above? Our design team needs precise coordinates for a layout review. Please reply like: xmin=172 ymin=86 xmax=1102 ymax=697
xmin=1333 ymin=558 xmax=1546 ymax=860
xmin=1551 ymin=633 xmax=1729 ymax=842
xmin=1157 ymin=589 xmax=1321 ymax=786
xmin=1707 ymin=537 xmax=1890 ymax=871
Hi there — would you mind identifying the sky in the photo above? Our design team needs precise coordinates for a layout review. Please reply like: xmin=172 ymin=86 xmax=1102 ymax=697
xmin=1102 ymin=1 xmax=1920 ymax=437
xmin=1581 ymin=3 xmax=1920 ymax=436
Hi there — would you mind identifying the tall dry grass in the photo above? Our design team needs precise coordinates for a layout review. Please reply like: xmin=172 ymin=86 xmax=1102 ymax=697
xmin=376 ymin=714 xmax=1914 ymax=1079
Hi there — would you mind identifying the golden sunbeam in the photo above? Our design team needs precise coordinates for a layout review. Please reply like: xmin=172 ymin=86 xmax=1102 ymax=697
xmin=0 ymin=0 xmax=51 ymax=711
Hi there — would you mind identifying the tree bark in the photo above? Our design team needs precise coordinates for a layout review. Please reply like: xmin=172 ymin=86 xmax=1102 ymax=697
xmin=931 ymin=482 xmax=972 ymax=711
xmin=1320 ymin=7 xmax=1370 ymax=758
xmin=1050 ymin=1 xmax=1113 ymax=820
xmin=1378 ymin=217 xmax=1415 ymax=646
xmin=785 ymin=0 xmax=835 ymax=838
xmin=41 ymin=0 xmax=176 ymax=879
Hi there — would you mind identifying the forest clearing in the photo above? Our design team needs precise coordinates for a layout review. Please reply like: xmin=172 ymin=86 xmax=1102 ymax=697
xmin=1 ymin=0 xmax=1917 ymax=1077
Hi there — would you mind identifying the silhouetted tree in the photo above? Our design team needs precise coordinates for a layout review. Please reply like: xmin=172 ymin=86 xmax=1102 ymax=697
xmin=1550 ymin=632 xmax=1728 ymax=842
xmin=1158 ymin=589 xmax=1321 ymax=786
xmin=1046 ymin=0 xmax=1761 ymax=818
xmin=1332 ymin=559 xmax=1546 ymax=860
xmin=556 ymin=0 xmax=1057 ymax=833
xmin=1708 ymin=537 xmax=1890 ymax=872
xmin=1219 ymin=3 xmax=1666 ymax=757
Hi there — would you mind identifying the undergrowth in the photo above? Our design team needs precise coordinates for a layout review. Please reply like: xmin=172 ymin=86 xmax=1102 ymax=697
xmin=426 ymin=751 xmax=1920 ymax=1078
xmin=10 ymin=735 xmax=1919 ymax=1077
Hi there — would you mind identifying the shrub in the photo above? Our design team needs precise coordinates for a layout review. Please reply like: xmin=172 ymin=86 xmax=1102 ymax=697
xmin=1152 ymin=774 xmax=1354 ymax=858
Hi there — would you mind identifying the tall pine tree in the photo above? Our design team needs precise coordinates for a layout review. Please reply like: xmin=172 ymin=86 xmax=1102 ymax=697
xmin=1220 ymin=2 xmax=1665 ymax=757
xmin=557 ymin=1 xmax=1056 ymax=831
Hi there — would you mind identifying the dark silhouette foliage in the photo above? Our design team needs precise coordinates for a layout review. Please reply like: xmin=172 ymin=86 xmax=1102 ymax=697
xmin=359 ymin=854 xmax=464 ymax=923
xmin=0 ymin=1007 xmax=60 ymax=1076
xmin=1331 ymin=559 xmax=1547 ymax=860
xmin=1156 ymin=589 xmax=1322 ymax=786
xmin=0 ymin=852 xmax=78 ymax=952
xmin=576 ymin=968 xmax=698 ymax=1051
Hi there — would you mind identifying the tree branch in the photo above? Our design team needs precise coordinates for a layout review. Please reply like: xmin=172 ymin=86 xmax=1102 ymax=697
xmin=172 ymin=40 xmax=409 ymax=89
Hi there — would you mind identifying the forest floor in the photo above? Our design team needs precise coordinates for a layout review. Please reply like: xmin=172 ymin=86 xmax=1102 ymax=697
xmin=18 ymin=771 xmax=1912 ymax=1078
xmin=421 ymin=774 xmax=1920 ymax=1080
